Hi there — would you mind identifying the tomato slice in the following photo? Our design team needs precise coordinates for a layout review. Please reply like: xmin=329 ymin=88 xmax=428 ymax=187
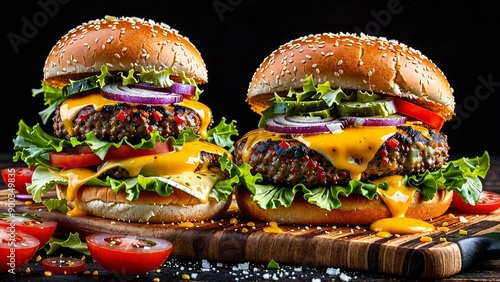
xmin=1 ymin=167 xmax=34 ymax=194
xmin=0 ymin=228 xmax=40 ymax=272
xmin=42 ymin=257 xmax=85 ymax=274
xmin=49 ymin=140 xmax=174 ymax=168
xmin=452 ymin=190 xmax=500 ymax=214
xmin=392 ymin=98 xmax=444 ymax=131
xmin=49 ymin=151 xmax=102 ymax=169
xmin=0 ymin=213 xmax=57 ymax=248
xmin=86 ymin=234 xmax=173 ymax=275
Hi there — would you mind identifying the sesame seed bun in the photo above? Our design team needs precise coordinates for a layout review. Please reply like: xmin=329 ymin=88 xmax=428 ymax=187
xmin=43 ymin=16 xmax=207 ymax=88
xmin=247 ymin=33 xmax=455 ymax=121
xmin=56 ymin=184 xmax=231 ymax=223
xmin=235 ymin=187 xmax=453 ymax=226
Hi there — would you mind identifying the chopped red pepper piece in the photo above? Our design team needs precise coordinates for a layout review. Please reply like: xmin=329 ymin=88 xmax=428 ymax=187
xmin=290 ymin=167 xmax=297 ymax=174
xmin=280 ymin=140 xmax=290 ymax=149
xmin=116 ymin=110 xmax=127 ymax=122
xmin=306 ymin=159 xmax=317 ymax=169
xmin=316 ymin=166 xmax=326 ymax=180
xmin=385 ymin=137 xmax=399 ymax=149
xmin=378 ymin=149 xmax=388 ymax=157
xmin=152 ymin=110 xmax=163 ymax=121
xmin=380 ymin=157 xmax=389 ymax=165
xmin=174 ymin=115 xmax=185 ymax=125
xmin=79 ymin=113 xmax=88 ymax=121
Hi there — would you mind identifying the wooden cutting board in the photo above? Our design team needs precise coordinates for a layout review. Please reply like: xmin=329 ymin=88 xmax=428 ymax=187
xmin=1 ymin=190 xmax=499 ymax=279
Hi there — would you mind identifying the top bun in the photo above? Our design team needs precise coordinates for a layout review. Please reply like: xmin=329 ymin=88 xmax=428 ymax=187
xmin=43 ymin=16 xmax=207 ymax=87
xmin=247 ymin=33 xmax=455 ymax=121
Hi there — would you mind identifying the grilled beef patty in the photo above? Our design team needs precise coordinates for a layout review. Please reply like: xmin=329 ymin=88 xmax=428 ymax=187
xmin=234 ymin=125 xmax=449 ymax=187
xmin=53 ymin=103 xmax=205 ymax=143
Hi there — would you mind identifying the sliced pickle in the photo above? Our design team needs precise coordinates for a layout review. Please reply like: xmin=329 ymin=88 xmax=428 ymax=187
xmin=308 ymin=108 xmax=334 ymax=118
xmin=62 ymin=76 xmax=100 ymax=98
xmin=273 ymin=100 xmax=329 ymax=114
xmin=338 ymin=99 xmax=396 ymax=117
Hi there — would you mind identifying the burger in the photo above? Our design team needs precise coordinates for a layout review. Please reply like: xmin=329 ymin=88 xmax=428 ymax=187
xmin=233 ymin=33 xmax=490 ymax=233
xmin=13 ymin=16 xmax=242 ymax=223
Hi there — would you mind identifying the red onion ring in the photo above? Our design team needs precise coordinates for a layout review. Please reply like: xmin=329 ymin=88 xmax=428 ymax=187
xmin=340 ymin=115 xmax=407 ymax=127
xmin=132 ymin=82 xmax=195 ymax=97
xmin=265 ymin=115 xmax=345 ymax=134
xmin=102 ymin=83 xmax=183 ymax=105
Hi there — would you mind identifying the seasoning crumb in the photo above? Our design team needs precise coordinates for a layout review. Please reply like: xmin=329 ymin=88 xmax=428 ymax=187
xmin=438 ymin=226 xmax=449 ymax=232
xmin=420 ymin=236 xmax=432 ymax=242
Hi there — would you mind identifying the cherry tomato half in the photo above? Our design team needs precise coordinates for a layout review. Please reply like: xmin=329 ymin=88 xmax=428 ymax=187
xmin=86 ymin=234 xmax=173 ymax=275
xmin=42 ymin=257 xmax=85 ymax=274
xmin=393 ymin=98 xmax=444 ymax=131
xmin=0 ymin=213 xmax=57 ymax=248
xmin=1 ymin=167 xmax=34 ymax=194
xmin=0 ymin=228 xmax=40 ymax=272
xmin=452 ymin=190 xmax=500 ymax=214
xmin=49 ymin=140 xmax=174 ymax=168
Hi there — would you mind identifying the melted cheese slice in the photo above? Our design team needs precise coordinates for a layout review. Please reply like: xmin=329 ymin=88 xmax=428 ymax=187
xmin=60 ymin=140 xmax=229 ymax=216
xmin=370 ymin=175 xmax=435 ymax=235
xmin=59 ymin=92 xmax=212 ymax=139
xmin=297 ymin=126 xmax=396 ymax=180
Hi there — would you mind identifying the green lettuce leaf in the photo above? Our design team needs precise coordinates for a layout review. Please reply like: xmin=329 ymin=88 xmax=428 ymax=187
xmin=207 ymin=117 xmax=239 ymax=152
xmin=43 ymin=198 xmax=69 ymax=214
xmin=44 ymin=232 xmax=89 ymax=255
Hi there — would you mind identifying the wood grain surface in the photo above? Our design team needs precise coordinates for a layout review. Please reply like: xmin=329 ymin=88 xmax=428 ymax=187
xmin=1 ymin=191 xmax=499 ymax=279
xmin=0 ymin=154 xmax=499 ymax=279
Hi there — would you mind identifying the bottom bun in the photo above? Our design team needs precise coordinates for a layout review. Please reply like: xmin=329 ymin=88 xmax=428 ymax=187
xmin=56 ymin=185 xmax=231 ymax=223
xmin=235 ymin=187 xmax=453 ymax=226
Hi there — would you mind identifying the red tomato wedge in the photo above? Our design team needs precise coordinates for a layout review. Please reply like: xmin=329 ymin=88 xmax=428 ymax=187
xmin=0 ymin=213 xmax=57 ymax=248
xmin=86 ymin=234 xmax=173 ymax=275
xmin=42 ymin=257 xmax=85 ymax=274
xmin=452 ymin=190 xmax=500 ymax=214
xmin=392 ymin=98 xmax=444 ymax=131
xmin=49 ymin=140 xmax=174 ymax=168
xmin=1 ymin=167 xmax=34 ymax=194
xmin=0 ymin=228 xmax=40 ymax=272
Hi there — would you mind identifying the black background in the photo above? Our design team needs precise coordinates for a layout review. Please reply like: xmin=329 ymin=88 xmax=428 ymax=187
xmin=3 ymin=0 xmax=499 ymax=157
